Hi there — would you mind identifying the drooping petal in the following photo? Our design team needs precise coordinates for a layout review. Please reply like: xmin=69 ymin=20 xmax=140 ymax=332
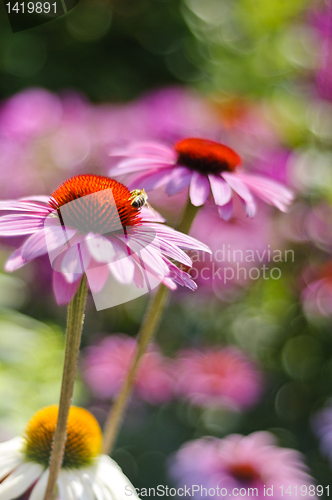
xmin=109 ymin=255 xmax=135 ymax=285
xmin=111 ymin=141 xmax=176 ymax=161
xmin=0 ymin=201 xmax=52 ymax=214
xmin=163 ymin=258 xmax=197 ymax=291
xmin=57 ymin=471 xmax=73 ymax=500
xmin=85 ymin=235 xmax=116 ymax=264
xmin=0 ymin=462 xmax=20 ymax=483
xmin=97 ymin=455 xmax=138 ymax=500
xmin=218 ymin=199 xmax=234 ymax=220
xmin=29 ymin=469 xmax=49 ymax=500
xmin=235 ymin=172 xmax=294 ymax=212
xmin=0 ymin=214 xmax=45 ymax=236
xmin=74 ymin=471 xmax=95 ymax=500
xmin=5 ymin=249 xmax=26 ymax=272
xmin=138 ymin=223 xmax=211 ymax=253
xmin=111 ymin=158 xmax=172 ymax=175
xmin=0 ymin=462 xmax=43 ymax=500
xmin=86 ymin=264 xmax=110 ymax=294
xmin=140 ymin=205 xmax=165 ymax=223
xmin=21 ymin=231 xmax=49 ymax=261
xmin=53 ymin=271 xmax=81 ymax=305
xmin=127 ymin=168 xmax=173 ymax=192
xmin=107 ymin=238 xmax=135 ymax=284
xmin=208 ymin=175 xmax=232 ymax=206
xmin=222 ymin=172 xmax=256 ymax=217
xmin=134 ymin=232 xmax=193 ymax=267
xmin=166 ymin=167 xmax=193 ymax=195
xmin=189 ymin=172 xmax=210 ymax=207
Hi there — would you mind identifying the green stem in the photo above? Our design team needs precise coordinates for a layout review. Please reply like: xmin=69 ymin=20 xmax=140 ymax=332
xmin=44 ymin=275 xmax=88 ymax=500
xmin=102 ymin=198 xmax=199 ymax=455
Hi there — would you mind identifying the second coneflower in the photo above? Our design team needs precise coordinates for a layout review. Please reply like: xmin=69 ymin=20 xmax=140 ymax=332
xmin=0 ymin=405 xmax=139 ymax=500
xmin=110 ymin=138 xmax=293 ymax=219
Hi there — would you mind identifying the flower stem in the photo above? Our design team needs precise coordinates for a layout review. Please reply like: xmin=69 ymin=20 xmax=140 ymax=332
xmin=44 ymin=275 xmax=88 ymax=500
xmin=102 ymin=198 xmax=199 ymax=455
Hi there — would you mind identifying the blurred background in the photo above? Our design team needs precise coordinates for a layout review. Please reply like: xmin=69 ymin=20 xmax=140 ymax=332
xmin=1 ymin=0 xmax=332 ymax=496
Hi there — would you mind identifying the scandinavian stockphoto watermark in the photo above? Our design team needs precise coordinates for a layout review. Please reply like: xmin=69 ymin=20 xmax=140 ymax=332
xmin=177 ymin=245 xmax=295 ymax=284
xmin=3 ymin=0 xmax=79 ymax=32
xmin=124 ymin=484 xmax=329 ymax=497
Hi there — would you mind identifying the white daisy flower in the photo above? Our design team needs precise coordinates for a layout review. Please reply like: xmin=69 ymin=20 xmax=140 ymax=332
xmin=0 ymin=405 xmax=139 ymax=500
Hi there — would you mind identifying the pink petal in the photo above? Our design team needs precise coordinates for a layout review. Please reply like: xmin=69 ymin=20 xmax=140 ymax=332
xmin=218 ymin=199 xmax=233 ymax=220
xmin=166 ymin=167 xmax=193 ymax=196
xmin=127 ymin=168 xmax=173 ymax=191
xmin=133 ymin=263 xmax=145 ymax=288
xmin=5 ymin=248 xmax=26 ymax=272
xmin=139 ymin=223 xmax=211 ymax=253
xmin=189 ymin=172 xmax=210 ymax=207
xmin=60 ymin=244 xmax=86 ymax=277
xmin=236 ymin=173 xmax=294 ymax=212
xmin=53 ymin=271 xmax=81 ymax=305
xmin=109 ymin=254 xmax=135 ymax=284
xmin=222 ymin=172 xmax=256 ymax=217
xmin=0 ymin=214 xmax=45 ymax=235
xmin=136 ymin=232 xmax=192 ymax=267
xmin=85 ymin=235 xmax=116 ymax=263
xmin=208 ymin=175 xmax=232 ymax=206
xmin=111 ymin=158 xmax=172 ymax=175
xmin=140 ymin=206 xmax=165 ymax=223
xmin=86 ymin=264 xmax=110 ymax=293
xmin=21 ymin=231 xmax=48 ymax=261
xmin=111 ymin=142 xmax=176 ymax=161
xmin=134 ymin=246 xmax=169 ymax=278
xmin=0 ymin=201 xmax=51 ymax=213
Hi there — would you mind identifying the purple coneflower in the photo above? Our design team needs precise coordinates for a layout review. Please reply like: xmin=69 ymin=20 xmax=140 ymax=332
xmin=0 ymin=174 xmax=209 ymax=305
xmin=83 ymin=334 xmax=175 ymax=404
xmin=169 ymin=432 xmax=317 ymax=500
xmin=175 ymin=347 xmax=262 ymax=411
xmin=110 ymin=138 xmax=293 ymax=220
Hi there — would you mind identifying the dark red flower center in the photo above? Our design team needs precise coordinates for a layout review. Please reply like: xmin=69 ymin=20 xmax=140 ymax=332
xmin=49 ymin=174 xmax=141 ymax=233
xmin=174 ymin=138 xmax=241 ymax=175
xmin=228 ymin=463 xmax=260 ymax=484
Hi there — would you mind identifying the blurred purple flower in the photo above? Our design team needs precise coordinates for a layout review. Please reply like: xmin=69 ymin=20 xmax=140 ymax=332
xmin=312 ymin=404 xmax=332 ymax=466
xmin=175 ymin=347 xmax=262 ymax=411
xmin=0 ymin=88 xmax=62 ymax=140
xmin=83 ymin=334 xmax=175 ymax=405
xmin=110 ymin=138 xmax=293 ymax=219
xmin=169 ymin=432 xmax=317 ymax=500
xmin=309 ymin=1 xmax=332 ymax=101
xmin=0 ymin=87 xmax=222 ymax=200
xmin=188 ymin=199 xmax=278 ymax=296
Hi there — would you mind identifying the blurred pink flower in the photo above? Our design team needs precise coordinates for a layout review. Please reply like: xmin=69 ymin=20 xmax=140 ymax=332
xmin=0 ymin=174 xmax=210 ymax=305
xmin=302 ymin=261 xmax=332 ymax=317
xmin=0 ymin=88 xmax=62 ymax=140
xmin=169 ymin=432 xmax=317 ymax=500
xmin=309 ymin=1 xmax=332 ymax=101
xmin=312 ymin=403 xmax=332 ymax=467
xmin=110 ymin=138 xmax=293 ymax=219
xmin=0 ymin=87 xmax=222 ymax=200
xmin=187 ymin=199 xmax=279 ymax=297
xmin=281 ymin=202 xmax=332 ymax=252
xmin=83 ymin=334 xmax=175 ymax=404
xmin=175 ymin=347 xmax=262 ymax=410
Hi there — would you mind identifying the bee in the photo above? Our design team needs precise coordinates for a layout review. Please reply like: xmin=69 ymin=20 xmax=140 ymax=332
xmin=130 ymin=189 xmax=149 ymax=209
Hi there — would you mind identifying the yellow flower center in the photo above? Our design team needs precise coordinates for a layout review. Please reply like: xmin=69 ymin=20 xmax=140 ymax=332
xmin=23 ymin=405 xmax=102 ymax=469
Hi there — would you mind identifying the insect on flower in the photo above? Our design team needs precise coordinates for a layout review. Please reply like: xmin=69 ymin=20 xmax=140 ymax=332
xmin=130 ymin=188 xmax=149 ymax=208
xmin=130 ymin=188 xmax=156 ymax=215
